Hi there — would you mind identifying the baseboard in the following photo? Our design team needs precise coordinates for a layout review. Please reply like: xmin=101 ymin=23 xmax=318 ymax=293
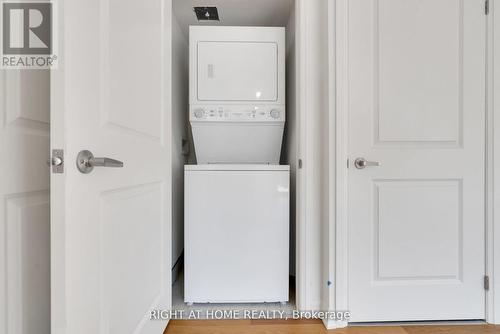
xmin=323 ymin=318 xmax=348 ymax=330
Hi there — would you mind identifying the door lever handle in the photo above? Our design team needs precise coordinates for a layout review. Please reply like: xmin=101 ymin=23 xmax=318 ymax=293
xmin=354 ymin=157 xmax=381 ymax=169
xmin=77 ymin=150 xmax=123 ymax=174
xmin=90 ymin=157 xmax=123 ymax=168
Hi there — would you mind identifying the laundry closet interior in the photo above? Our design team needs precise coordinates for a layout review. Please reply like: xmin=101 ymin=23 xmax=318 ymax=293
xmin=170 ymin=0 xmax=299 ymax=312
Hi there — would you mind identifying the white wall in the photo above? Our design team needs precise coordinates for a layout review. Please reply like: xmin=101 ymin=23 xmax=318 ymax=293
xmin=171 ymin=14 xmax=189 ymax=276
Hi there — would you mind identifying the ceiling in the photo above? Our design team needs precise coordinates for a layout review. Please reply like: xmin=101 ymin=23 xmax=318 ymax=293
xmin=173 ymin=0 xmax=294 ymax=39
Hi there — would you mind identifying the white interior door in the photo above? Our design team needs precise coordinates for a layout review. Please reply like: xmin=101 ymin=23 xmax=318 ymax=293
xmin=0 ymin=70 xmax=50 ymax=334
xmin=348 ymin=0 xmax=486 ymax=322
xmin=51 ymin=0 xmax=172 ymax=333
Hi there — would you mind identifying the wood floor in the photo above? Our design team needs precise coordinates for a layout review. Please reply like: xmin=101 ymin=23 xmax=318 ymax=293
xmin=164 ymin=320 xmax=500 ymax=334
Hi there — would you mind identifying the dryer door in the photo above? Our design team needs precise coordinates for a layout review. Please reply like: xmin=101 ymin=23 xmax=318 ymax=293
xmin=197 ymin=41 xmax=278 ymax=102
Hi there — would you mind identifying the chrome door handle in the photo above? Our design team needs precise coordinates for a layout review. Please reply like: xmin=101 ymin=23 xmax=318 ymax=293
xmin=77 ymin=150 xmax=124 ymax=174
xmin=90 ymin=157 xmax=123 ymax=167
xmin=354 ymin=157 xmax=381 ymax=169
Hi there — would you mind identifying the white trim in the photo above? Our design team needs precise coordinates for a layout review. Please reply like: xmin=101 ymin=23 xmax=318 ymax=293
xmin=326 ymin=0 xmax=336 ymax=315
xmin=488 ymin=0 xmax=500 ymax=324
xmin=332 ymin=0 xmax=500 ymax=324
xmin=298 ymin=0 xmax=332 ymax=312
xmin=295 ymin=0 xmax=308 ymax=311
xmin=486 ymin=0 xmax=494 ymax=323
xmin=323 ymin=318 xmax=348 ymax=330
xmin=296 ymin=0 xmax=330 ymax=312
xmin=50 ymin=0 xmax=66 ymax=332
xmin=333 ymin=0 xmax=349 ymax=322
xmin=326 ymin=0 xmax=350 ymax=329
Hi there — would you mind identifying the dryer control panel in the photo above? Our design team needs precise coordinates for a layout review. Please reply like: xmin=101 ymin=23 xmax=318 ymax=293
xmin=190 ymin=105 xmax=285 ymax=122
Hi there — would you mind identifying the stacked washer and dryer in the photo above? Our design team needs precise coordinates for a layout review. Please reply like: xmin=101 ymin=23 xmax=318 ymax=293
xmin=184 ymin=26 xmax=289 ymax=304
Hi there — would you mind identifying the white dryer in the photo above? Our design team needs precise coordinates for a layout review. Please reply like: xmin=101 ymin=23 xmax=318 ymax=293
xmin=189 ymin=26 xmax=285 ymax=164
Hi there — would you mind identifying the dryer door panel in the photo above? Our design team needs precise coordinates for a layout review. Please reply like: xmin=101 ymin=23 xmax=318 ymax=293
xmin=197 ymin=41 xmax=278 ymax=101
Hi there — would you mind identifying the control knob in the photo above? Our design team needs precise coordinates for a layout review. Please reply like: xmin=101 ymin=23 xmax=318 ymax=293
xmin=193 ymin=109 xmax=205 ymax=119
xmin=270 ymin=109 xmax=281 ymax=119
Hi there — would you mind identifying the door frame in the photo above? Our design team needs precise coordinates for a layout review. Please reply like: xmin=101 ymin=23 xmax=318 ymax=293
xmin=295 ymin=0 xmax=330 ymax=313
xmin=50 ymin=0 xmax=66 ymax=332
xmin=487 ymin=0 xmax=500 ymax=324
xmin=331 ymin=0 xmax=500 ymax=326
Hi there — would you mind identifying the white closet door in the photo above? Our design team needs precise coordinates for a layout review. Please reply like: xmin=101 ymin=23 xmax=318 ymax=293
xmin=347 ymin=0 xmax=486 ymax=322
xmin=51 ymin=0 xmax=172 ymax=333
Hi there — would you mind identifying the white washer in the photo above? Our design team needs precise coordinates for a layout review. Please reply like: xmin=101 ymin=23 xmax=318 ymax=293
xmin=184 ymin=164 xmax=289 ymax=303
xmin=189 ymin=26 xmax=285 ymax=164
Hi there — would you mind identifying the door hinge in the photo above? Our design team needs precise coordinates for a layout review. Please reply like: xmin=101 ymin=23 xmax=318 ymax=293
xmin=298 ymin=159 xmax=303 ymax=169
xmin=47 ymin=149 xmax=64 ymax=173
xmin=484 ymin=275 xmax=490 ymax=291
xmin=347 ymin=158 xmax=350 ymax=168
xmin=485 ymin=0 xmax=490 ymax=15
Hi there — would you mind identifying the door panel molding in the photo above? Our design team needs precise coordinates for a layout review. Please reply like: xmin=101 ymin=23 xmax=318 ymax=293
xmin=98 ymin=0 xmax=165 ymax=143
xmin=99 ymin=182 xmax=165 ymax=333
xmin=372 ymin=179 xmax=463 ymax=283
xmin=4 ymin=191 xmax=50 ymax=334
xmin=372 ymin=0 xmax=464 ymax=147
